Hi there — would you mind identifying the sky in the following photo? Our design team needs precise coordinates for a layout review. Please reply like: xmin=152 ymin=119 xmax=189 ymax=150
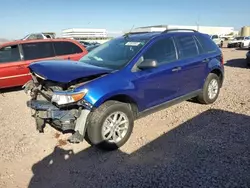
xmin=0 ymin=0 xmax=249 ymax=39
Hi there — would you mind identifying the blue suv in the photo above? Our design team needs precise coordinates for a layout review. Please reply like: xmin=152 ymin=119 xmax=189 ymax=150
xmin=24 ymin=29 xmax=224 ymax=150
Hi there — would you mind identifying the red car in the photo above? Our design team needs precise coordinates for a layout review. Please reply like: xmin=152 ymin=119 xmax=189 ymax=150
xmin=0 ymin=38 xmax=88 ymax=89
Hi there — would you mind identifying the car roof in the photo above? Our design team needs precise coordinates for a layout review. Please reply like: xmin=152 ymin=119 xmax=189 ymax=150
xmin=121 ymin=32 xmax=162 ymax=40
xmin=118 ymin=31 xmax=202 ymax=41
xmin=0 ymin=38 xmax=80 ymax=47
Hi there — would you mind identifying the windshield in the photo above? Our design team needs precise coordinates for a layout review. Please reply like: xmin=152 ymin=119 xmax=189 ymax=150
xmin=79 ymin=37 xmax=148 ymax=70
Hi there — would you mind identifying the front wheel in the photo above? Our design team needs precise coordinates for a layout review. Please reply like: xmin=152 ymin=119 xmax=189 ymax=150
xmin=85 ymin=100 xmax=134 ymax=151
xmin=197 ymin=73 xmax=221 ymax=104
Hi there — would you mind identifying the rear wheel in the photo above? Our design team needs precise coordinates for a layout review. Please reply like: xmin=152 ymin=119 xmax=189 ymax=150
xmin=197 ymin=73 xmax=221 ymax=104
xmin=85 ymin=100 xmax=134 ymax=151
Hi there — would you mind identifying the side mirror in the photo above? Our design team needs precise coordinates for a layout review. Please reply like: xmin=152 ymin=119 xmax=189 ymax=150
xmin=137 ymin=59 xmax=158 ymax=70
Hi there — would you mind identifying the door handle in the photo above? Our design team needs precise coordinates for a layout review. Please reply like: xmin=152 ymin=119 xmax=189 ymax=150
xmin=172 ymin=67 xmax=182 ymax=72
xmin=202 ymin=58 xmax=209 ymax=63
xmin=68 ymin=57 xmax=71 ymax=60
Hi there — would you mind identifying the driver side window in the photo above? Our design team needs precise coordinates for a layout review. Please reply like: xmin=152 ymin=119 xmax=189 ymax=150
xmin=142 ymin=37 xmax=177 ymax=66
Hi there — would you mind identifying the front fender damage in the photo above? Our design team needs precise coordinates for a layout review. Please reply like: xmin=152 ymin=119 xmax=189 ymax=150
xmin=67 ymin=109 xmax=91 ymax=143
xmin=24 ymin=72 xmax=98 ymax=144
xmin=28 ymin=98 xmax=92 ymax=143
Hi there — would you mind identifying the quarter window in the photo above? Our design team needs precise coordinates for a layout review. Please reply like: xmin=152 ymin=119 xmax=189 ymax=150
xmin=143 ymin=38 xmax=177 ymax=65
xmin=22 ymin=42 xmax=55 ymax=60
xmin=0 ymin=45 xmax=21 ymax=63
xmin=54 ymin=41 xmax=83 ymax=56
xmin=195 ymin=34 xmax=218 ymax=53
xmin=174 ymin=35 xmax=199 ymax=59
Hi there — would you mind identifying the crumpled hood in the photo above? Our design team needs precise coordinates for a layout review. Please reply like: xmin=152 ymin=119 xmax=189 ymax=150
xmin=29 ymin=60 xmax=112 ymax=83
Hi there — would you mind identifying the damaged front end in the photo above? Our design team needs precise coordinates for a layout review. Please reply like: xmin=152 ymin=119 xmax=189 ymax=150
xmin=23 ymin=72 xmax=97 ymax=143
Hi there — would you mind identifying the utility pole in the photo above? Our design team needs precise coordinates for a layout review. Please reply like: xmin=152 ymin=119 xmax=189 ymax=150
xmin=196 ymin=14 xmax=200 ymax=31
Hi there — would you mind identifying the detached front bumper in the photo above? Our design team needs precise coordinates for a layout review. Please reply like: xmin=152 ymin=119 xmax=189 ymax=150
xmin=27 ymin=100 xmax=79 ymax=132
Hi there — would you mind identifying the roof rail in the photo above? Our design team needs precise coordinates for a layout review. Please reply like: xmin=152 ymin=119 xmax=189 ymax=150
xmin=162 ymin=29 xmax=198 ymax=33
xmin=123 ymin=31 xmax=155 ymax=36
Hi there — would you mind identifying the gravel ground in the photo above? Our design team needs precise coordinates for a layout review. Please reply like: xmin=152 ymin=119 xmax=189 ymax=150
xmin=0 ymin=48 xmax=250 ymax=188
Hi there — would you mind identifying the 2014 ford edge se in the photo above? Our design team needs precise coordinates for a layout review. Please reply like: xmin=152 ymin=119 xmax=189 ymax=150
xmin=24 ymin=29 xmax=224 ymax=151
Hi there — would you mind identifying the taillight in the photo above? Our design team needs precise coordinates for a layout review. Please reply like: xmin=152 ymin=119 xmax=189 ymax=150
xmin=221 ymin=55 xmax=224 ymax=65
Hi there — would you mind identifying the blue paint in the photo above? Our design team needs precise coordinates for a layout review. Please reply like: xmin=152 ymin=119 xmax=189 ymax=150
xmin=29 ymin=60 xmax=112 ymax=83
xmin=30 ymin=31 xmax=224 ymax=113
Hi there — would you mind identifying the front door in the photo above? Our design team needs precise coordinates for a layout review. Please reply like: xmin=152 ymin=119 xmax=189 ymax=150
xmin=0 ymin=44 xmax=30 ymax=88
xmin=132 ymin=37 xmax=182 ymax=111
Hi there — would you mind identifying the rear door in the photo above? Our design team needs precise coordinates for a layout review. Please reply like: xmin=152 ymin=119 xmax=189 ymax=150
xmin=53 ymin=41 xmax=86 ymax=61
xmin=19 ymin=41 xmax=56 ymax=83
xmin=0 ymin=44 xmax=28 ymax=88
xmin=173 ymin=34 xmax=207 ymax=96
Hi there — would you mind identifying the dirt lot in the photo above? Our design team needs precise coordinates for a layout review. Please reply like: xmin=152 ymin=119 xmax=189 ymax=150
xmin=0 ymin=48 xmax=250 ymax=188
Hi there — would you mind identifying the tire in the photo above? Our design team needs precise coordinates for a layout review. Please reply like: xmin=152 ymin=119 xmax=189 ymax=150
xmin=197 ymin=73 xmax=221 ymax=104
xmin=85 ymin=100 xmax=134 ymax=151
xmin=247 ymin=59 xmax=250 ymax=67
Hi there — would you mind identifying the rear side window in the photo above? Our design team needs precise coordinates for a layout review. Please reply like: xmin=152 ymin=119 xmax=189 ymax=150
xmin=54 ymin=41 xmax=83 ymax=56
xmin=195 ymin=34 xmax=218 ymax=53
xmin=174 ymin=35 xmax=198 ymax=59
xmin=22 ymin=42 xmax=55 ymax=60
xmin=143 ymin=37 xmax=177 ymax=65
xmin=0 ymin=45 xmax=21 ymax=63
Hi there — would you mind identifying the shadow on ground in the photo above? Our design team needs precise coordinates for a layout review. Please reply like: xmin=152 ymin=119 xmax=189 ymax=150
xmin=28 ymin=109 xmax=250 ymax=188
xmin=235 ymin=48 xmax=250 ymax=51
xmin=225 ymin=58 xmax=249 ymax=69
xmin=0 ymin=86 xmax=23 ymax=94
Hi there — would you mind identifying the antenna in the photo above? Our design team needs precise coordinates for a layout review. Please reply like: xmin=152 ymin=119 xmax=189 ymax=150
xmin=123 ymin=25 xmax=135 ymax=37
xmin=129 ymin=25 xmax=135 ymax=33
xmin=196 ymin=14 xmax=200 ymax=31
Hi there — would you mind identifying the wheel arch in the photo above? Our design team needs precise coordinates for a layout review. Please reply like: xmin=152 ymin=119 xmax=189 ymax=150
xmin=210 ymin=68 xmax=224 ymax=87
xmin=93 ymin=94 xmax=139 ymax=118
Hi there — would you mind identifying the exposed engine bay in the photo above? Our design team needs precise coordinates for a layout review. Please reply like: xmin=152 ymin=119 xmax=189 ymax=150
xmin=24 ymin=71 xmax=101 ymax=136
xmin=24 ymin=72 xmax=104 ymax=100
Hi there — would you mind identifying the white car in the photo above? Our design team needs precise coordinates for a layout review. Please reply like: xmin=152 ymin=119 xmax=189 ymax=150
xmin=227 ymin=36 xmax=250 ymax=48
xmin=210 ymin=34 xmax=223 ymax=48
xmin=240 ymin=36 xmax=250 ymax=49
xmin=22 ymin=33 xmax=55 ymax=40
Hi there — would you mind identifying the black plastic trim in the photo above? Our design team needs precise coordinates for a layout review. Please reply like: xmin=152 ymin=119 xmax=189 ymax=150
xmin=136 ymin=90 xmax=201 ymax=119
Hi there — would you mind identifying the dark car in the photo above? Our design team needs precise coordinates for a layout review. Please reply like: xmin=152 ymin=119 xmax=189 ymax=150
xmin=246 ymin=51 xmax=250 ymax=66
xmin=24 ymin=28 xmax=224 ymax=151
xmin=86 ymin=44 xmax=101 ymax=52
xmin=79 ymin=41 xmax=92 ymax=47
